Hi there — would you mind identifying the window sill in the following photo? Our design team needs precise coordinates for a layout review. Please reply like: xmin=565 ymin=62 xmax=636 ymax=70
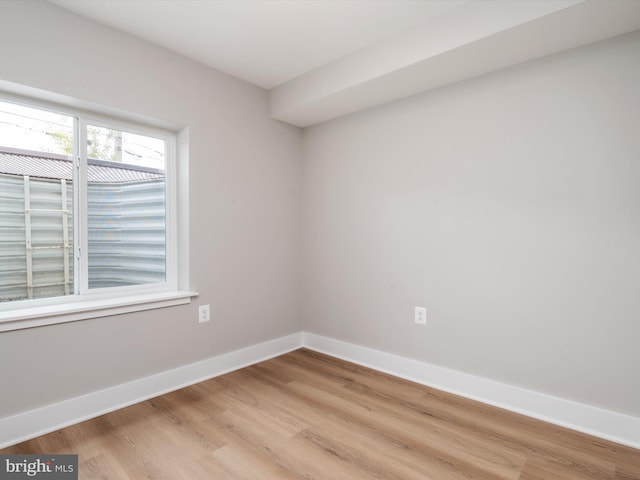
xmin=0 ymin=291 xmax=198 ymax=332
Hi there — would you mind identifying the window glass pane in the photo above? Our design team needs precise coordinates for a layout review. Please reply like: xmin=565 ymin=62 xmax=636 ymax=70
xmin=0 ymin=101 xmax=73 ymax=155
xmin=0 ymin=100 xmax=74 ymax=302
xmin=87 ymin=125 xmax=166 ymax=289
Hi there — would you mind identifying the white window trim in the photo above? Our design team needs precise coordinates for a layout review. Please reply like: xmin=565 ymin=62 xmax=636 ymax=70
xmin=0 ymin=83 xmax=196 ymax=332
xmin=0 ymin=291 xmax=197 ymax=332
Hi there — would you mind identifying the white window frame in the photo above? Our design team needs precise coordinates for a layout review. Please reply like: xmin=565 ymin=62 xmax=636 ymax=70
xmin=77 ymin=116 xmax=178 ymax=296
xmin=0 ymin=90 xmax=195 ymax=332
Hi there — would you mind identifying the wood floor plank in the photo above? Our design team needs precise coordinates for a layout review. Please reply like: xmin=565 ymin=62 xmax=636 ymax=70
xmin=1 ymin=348 xmax=638 ymax=479
xmin=79 ymin=453 xmax=130 ymax=480
xmin=518 ymin=456 xmax=614 ymax=480
xmin=211 ymin=442 xmax=301 ymax=480
xmin=616 ymin=455 xmax=640 ymax=480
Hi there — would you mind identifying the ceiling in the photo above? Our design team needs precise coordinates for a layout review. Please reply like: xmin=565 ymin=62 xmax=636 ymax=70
xmin=47 ymin=0 xmax=640 ymax=127
xmin=47 ymin=0 xmax=462 ymax=89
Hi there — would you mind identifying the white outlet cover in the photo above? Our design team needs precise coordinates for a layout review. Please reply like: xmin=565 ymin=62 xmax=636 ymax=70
xmin=198 ymin=304 xmax=211 ymax=323
xmin=415 ymin=306 xmax=427 ymax=325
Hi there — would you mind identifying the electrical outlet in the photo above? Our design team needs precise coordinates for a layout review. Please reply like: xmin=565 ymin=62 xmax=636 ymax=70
xmin=198 ymin=304 xmax=211 ymax=323
xmin=415 ymin=306 xmax=426 ymax=325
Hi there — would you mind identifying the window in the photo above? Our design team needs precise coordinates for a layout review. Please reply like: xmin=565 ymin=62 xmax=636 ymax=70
xmin=0 ymin=95 xmax=191 ymax=330
xmin=83 ymin=121 xmax=168 ymax=291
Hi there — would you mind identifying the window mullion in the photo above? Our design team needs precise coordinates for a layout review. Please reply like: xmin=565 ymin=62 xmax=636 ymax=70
xmin=77 ymin=117 xmax=89 ymax=295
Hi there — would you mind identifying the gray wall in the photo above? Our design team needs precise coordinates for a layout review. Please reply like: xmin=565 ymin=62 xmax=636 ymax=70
xmin=0 ymin=1 xmax=302 ymax=417
xmin=302 ymin=31 xmax=640 ymax=417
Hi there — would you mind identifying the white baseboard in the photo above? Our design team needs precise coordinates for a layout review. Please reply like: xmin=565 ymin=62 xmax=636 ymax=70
xmin=2 ymin=330 xmax=638 ymax=450
xmin=303 ymin=332 xmax=640 ymax=449
xmin=0 ymin=332 xmax=304 ymax=449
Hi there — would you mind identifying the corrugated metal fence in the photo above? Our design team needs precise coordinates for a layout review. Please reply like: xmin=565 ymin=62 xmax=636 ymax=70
xmin=0 ymin=173 xmax=165 ymax=302
xmin=88 ymin=180 xmax=166 ymax=289
xmin=0 ymin=173 xmax=73 ymax=301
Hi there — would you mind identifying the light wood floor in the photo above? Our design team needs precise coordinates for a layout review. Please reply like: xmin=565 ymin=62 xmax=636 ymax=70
xmin=2 ymin=349 xmax=639 ymax=479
